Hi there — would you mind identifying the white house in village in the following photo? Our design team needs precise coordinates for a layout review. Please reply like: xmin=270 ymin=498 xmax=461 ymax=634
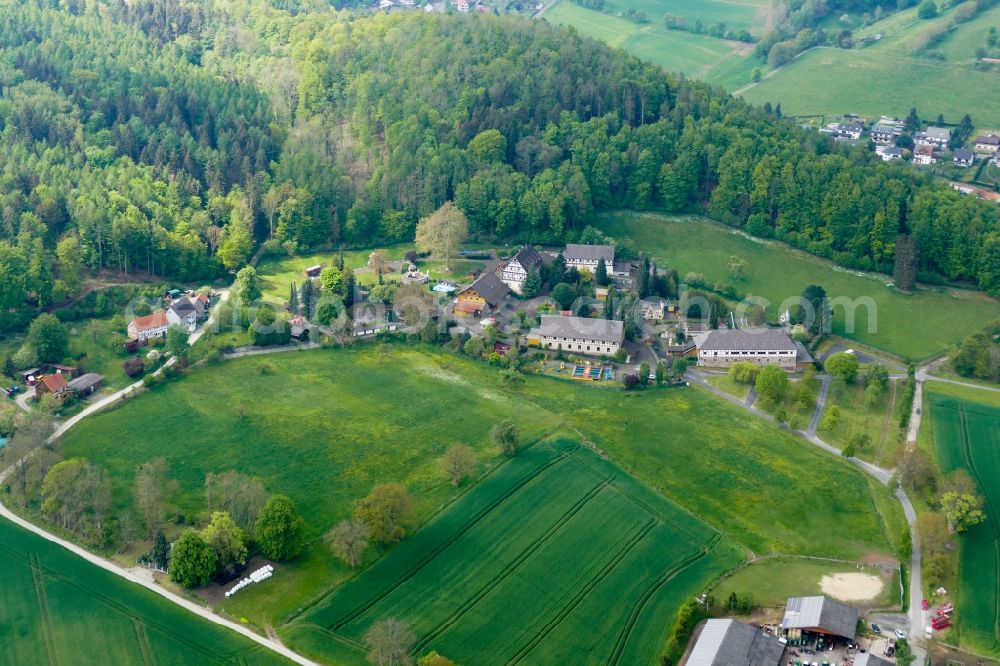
xmin=914 ymin=126 xmax=950 ymax=148
xmin=697 ymin=328 xmax=798 ymax=370
xmin=498 ymin=246 xmax=543 ymax=294
xmin=527 ymin=315 xmax=624 ymax=356
xmin=127 ymin=311 xmax=169 ymax=342
xmin=563 ymin=244 xmax=615 ymax=274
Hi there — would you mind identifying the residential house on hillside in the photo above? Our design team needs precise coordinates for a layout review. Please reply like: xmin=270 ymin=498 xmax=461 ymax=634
xmin=870 ymin=124 xmax=900 ymax=144
xmin=454 ymin=272 xmax=510 ymax=317
xmin=913 ymin=144 xmax=936 ymax=165
xmin=564 ymin=244 xmax=615 ymax=273
xmin=167 ymin=298 xmax=199 ymax=331
xmin=127 ymin=311 xmax=169 ymax=342
xmin=876 ymin=145 xmax=903 ymax=161
xmin=684 ymin=618 xmax=784 ymax=666
xmin=697 ymin=328 xmax=798 ymax=370
xmin=527 ymin=315 xmax=624 ymax=356
xmin=498 ymin=246 xmax=542 ymax=294
xmin=914 ymin=126 xmax=950 ymax=148
xmin=34 ymin=374 xmax=71 ymax=402
xmin=974 ymin=134 xmax=1000 ymax=153
xmin=953 ymin=149 xmax=975 ymax=167
xmin=833 ymin=123 xmax=863 ymax=140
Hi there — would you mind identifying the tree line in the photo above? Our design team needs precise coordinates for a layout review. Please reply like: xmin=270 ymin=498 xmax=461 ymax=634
xmin=2 ymin=2 xmax=1000 ymax=340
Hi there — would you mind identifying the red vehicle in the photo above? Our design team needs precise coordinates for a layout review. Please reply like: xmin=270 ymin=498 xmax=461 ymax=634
xmin=932 ymin=618 xmax=952 ymax=630
xmin=938 ymin=603 xmax=954 ymax=615
xmin=922 ymin=599 xmax=930 ymax=611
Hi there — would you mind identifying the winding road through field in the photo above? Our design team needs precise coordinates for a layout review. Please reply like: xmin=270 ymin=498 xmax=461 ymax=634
xmin=688 ymin=367 xmax=926 ymax=663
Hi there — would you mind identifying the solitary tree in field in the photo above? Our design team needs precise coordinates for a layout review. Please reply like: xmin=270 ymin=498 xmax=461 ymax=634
xmin=825 ymin=352 xmax=859 ymax=384
xmin=941 ymin=491 xmax=986 ymax=533
xmin=354 ymin=484 xmax=417 ymax=544
xmin=328 ymin=520 xmax=370 ymax=567
xmin=256 ymin=495 xmax=307 ymax=561
xmin=727 ymin=255 xmax=747 ymax=281
xmin=439 ymin=443 xmax=476 ymax=486
xmin=755 ymin=365 xmax=789 ymax=409
xmin=169 ymin=529 xmax=216 ymax=588
xmin=27 ymin=313 xmax=68 ymax=363
xmin=491 ymin=420 xmax=519 ymax=457
xmin=415 ymin=202 xmax=468 ymax=271
xmin=134 ymin=458 xmax=171 ymax=538
xmin=364 ymin=618 xmax=415 ymax=666
xmin=235 ymin=265 xmax=262 ymax=304
xmin=166 ymin=325 xmax=190 ymax=360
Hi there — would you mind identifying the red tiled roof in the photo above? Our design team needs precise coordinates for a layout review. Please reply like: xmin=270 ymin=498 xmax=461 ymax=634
xmin=130 ymin=311 xmax=168 ymax=331
xmin=39 ymin=374 xmax=69 ymax=393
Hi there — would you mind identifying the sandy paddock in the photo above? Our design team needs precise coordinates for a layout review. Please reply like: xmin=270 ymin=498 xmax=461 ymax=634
xmin=820 ymin=572 xmax=885 ymax=602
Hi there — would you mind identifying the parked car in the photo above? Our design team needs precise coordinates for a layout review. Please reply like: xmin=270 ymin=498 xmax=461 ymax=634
xmin=894 ymin=628 xmax=907 ymax=639
xmin=922 ymin=599 xmax=929 ymax=610
xmin=871 ymin=623 xmax=881 ymax=634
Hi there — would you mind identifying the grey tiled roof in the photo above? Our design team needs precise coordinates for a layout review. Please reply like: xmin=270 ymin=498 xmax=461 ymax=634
xmin=699 ymin=329 xmax=796 ymax=353
xmin=782 ymin=596 xmax=858 ymax=639
xmin=564 ymin=243 xmax=615 ymax=263
xmin=687 ymin=619 xmax=784 ymax=666
xmin=463 ymin=271 xmax=510 ymax=305
xmin=511 ymin=245 xmax=542 ymax=270
xmin=854 ymin=655 xmax=894 ymax=666
xmin=536 ymin=315 xmax=623 ymax=344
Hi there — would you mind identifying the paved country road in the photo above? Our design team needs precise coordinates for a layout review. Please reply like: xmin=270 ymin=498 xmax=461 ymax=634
xmin=687 ymin=367 xmax=926 ymax=664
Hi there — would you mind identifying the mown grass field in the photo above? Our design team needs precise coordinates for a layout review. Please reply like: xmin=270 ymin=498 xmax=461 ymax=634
xmin=544 ymin=1 xmax=753 ymax=79
xmin=285 ymin=439 xmax=744 ymax=665
xmin=0 ymin=517 xmax=289 ymax=665
xmin=741 ymin=2 xmax=1000 ymax=128
xmin=927 ymin=389 xmax=1000 ymax=656
xmin=713 ymin=556 xmax=900 ymax=609
xmin=58 ymin=345 xmax=902 ymax=639
xmin=597 ymin=212 xmax=1000 ymax=360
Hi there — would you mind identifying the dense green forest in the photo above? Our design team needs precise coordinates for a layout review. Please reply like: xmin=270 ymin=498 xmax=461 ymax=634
xmin=1 ymin=0 xmax=999 ymax=333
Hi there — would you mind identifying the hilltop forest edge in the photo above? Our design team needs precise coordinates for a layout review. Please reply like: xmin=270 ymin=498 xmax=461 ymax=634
xmin=1 ymin=0 xmax=1000 ymax=340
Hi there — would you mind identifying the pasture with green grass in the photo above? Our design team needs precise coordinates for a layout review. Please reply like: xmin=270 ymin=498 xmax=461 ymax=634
xmin=926 ymin=388 xmax=1000 ymax=656
xmin=597 ymin=212 xmax=1000 ymax=360
xmin=57 ymin=344 xmax=903 ymax=643
xmin=543 ymin=0 xmax=757 ymax=79
xmin=285 ymin=439 xmax=744 ymax=665
xmin=740 ymin=3 xmax=1000 ymax=128
xmin=713 ymin=556 xmax=900 ymax=609
xmin=0 ymin=517 xmax=289 ymax=665
xmin=819 ymin=380 xmax=901 ymax=466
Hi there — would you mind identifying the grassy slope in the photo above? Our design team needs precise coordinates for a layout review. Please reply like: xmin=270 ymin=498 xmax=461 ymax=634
xmin=0 ymin=517 xmax=289 ymax=665
xmin=58 ymin=346 xmax=901 ymax=630
xmin=741 ymin=3 xmax=1000 ymax=127
xmin=819 ymin=379 xmax=901 ymax=466
xmin=286 ymin=439 xmax=744 ymax=666
xmin=543 ymin=1 xmax=748 ymax=79
xmin=597 ymin=212 xmax=1000 ymax=360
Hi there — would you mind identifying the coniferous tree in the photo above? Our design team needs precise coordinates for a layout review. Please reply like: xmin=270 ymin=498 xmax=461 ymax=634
xmin=894 ymin=199 xmax=919 ymax=292
xmin=595 ymin=258 xmax=609 ymax=286
xmin=289 ymin=282 xmax=299 ymax=314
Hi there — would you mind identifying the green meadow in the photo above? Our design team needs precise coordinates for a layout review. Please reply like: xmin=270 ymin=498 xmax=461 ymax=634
xmin=0 ymin=517 xmax=289 ymax=665
xmin=57 ymin=345 xmax=903 ymax=644
xmin=740 ymin=3 xmax=1000 ymax=128
xmin=544 ymin=0 xmax=754 ymax=79
xmin=597 ymin=212 xmax=1000 ymax=360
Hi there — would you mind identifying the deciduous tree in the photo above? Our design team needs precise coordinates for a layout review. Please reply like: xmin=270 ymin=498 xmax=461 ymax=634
xmin=491 ymin=420 xmax=519 ymax=457
xmin=328 ymin=520 xmax=370 ymax=567
xmin=169 ymin=529 xmax=216 ymax=588
xmin=439 ymin=443 xmax=476 ymax=486
xmin=354 ymin=484 xmax=417 ymax=544
xmin=364 ymin=618 xmax=415 ymax=666
xmin=256 ymin=495 xmax=307 ymax=561
xmin=415 ymin=202 xmax=468 ymax=271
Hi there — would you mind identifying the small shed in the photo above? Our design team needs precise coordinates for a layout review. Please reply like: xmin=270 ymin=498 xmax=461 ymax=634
xmin=51 ymin=364 xmax=82 ymax=378
xmin=68 ymin=373 xmax=104 ymax=397
xmin=304 ymin=264 xmax=324 ymax=278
